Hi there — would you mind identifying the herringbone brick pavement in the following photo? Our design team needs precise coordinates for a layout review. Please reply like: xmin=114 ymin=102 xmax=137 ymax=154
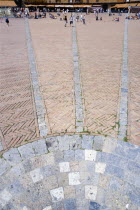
xmin=76 ymin=14 xmax=125 ymax=137
xmin=29 ymin=18 xmax=76 ymax=134
xmin=128 ymin=21 xmax=140 ymax=145
xmin=0 ymin=19 xmax=39 ymax=150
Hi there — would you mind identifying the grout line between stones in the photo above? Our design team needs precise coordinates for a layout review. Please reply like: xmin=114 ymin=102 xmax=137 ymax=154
xmin=25 ymin=18 xmax=48 ymax=137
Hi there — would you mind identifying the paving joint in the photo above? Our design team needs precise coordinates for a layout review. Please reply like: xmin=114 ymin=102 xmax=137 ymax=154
xmin=72 ymin=19 xmax=84 ymax=133
xmin=25 ymin=18 xmax=48 ymax=137
xmin=118 ymin=18 xmax=128 ymax=140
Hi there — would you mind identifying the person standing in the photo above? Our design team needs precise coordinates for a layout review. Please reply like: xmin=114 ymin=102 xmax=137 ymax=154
xmin=70 ymin=15 xmax=73 ymax=26
xmin=5 ymin=17 xmax=9 ymax=26
xmin=82 ymin=15 xmax=85 ymax=24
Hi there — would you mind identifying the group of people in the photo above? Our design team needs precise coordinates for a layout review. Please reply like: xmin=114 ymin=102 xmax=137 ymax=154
xmin=126 ymin=13 xmax=140 ymax=20
xmin=63 ymin=14 xmax=86 ymax=27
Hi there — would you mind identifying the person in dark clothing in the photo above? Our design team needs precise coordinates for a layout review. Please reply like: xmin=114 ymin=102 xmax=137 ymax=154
xmin=5 ymin=17 xmax=9 ymax=26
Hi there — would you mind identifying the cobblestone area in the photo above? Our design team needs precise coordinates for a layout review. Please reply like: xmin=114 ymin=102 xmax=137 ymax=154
xmin=0 ymin=19 xmax=39 ymax=151
xmin=128 ymin=20 xmax=140 ymax=145
xmin=0 ymin=135 xmax=140 ymax=210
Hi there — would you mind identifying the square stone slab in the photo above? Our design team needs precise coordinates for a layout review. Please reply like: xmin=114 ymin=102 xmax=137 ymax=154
xmin=69 ymin=172 xmax=81 ymax=185
xmin=85 ymin=150 xmax=97 ymax=161
xmin=30 ymin=168 xmax=43 ymax=183
xmin=95 ymin=162 xmax=106 ymax=174
xmin=59 ymin=162 xmax=70 ymax=173
xmin=85 ymin=185 xmax=97 ymax=200
xmin=43 ymin=206 xmax=52 ymax=210
xmin=50 ymin=187 xmax=64 ymax=202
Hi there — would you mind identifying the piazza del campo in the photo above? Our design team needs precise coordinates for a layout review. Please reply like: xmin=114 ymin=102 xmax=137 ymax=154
xmin=0 ymin=0 xmax=140 ymax=209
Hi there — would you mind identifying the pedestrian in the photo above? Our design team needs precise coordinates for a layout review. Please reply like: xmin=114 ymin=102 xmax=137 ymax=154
xmin=5 ymin=17 xmax=9 ymax=26
xmin=82 ymin=15 xmax=85 ymax=24
xmin=70 ymin=16 xmax=73 ymax=26
xmin=64 ymin=15 xmax=67 ymax=27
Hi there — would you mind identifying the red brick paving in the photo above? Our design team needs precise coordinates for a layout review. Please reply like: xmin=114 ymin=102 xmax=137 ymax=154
xmin=0 ymin=15 xmax=140 ymax=151
xmin=0 ymin=19 xmax=39 ymax=150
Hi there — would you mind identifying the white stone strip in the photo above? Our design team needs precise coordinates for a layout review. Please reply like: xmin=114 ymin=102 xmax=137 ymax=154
xmin=118 ymin=18 xmax=128 ymax=140
xmin=72 ymin=19 xmax=84 ymax=132
xmin=25 ymin=18 xmax=48 ymax=137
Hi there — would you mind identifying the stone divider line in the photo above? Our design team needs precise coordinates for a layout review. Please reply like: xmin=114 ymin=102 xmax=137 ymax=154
xmin=25 ymin=18 xmax=48 ymax=137
xmin=118 ymin=18 xmax=128 ymax=140
xmin=72 ymin=18 xmax=84 ymax=132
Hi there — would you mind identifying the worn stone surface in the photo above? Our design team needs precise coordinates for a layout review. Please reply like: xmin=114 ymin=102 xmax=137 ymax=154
xmin=0 ymin=13 xmax=140 ymax=210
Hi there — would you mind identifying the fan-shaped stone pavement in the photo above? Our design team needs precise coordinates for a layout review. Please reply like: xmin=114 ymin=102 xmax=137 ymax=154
xmin=0 ymin=135 xmax=140 ymax=210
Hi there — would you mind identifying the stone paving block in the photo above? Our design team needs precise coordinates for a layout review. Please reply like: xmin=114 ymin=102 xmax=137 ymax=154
xmin=64 ymin=150 xmax=75 ymax=162
xmin=50 ymin=187 xmax=64 ymax=202
xmin=75 ymin=185 xmax=85 ymax=199
xmin=30 ymin=155 xmax=47 ymax=169
xmin=64 ymin=186 xmax=75 ymax=199
xmin=23 ymin=159 xmax=33 ymax=173
xmin=30 ymin=168 xmax=43 ymax=183
xmin=93 ymin=136 xmax=105 ymax=151
xmin=127 ymin=161 xmax=140 ymax=174
xmin=3 ymin=148 xmax=22 ymax=166
xmin=43 ymin=175 xmax=58 ymax=190
xmin=54 ymin=151 xmax=64 ymax=163
xmin=58 ymin=173 xmax=69 ymax=187
xmin=79 ymin=160 xmax=88 ymax=172
xmin=80 ymin=172 xmax=99 ymax=185
xmin=64 ymin=199 xmax=76 ymax=210
xmin=41 ymin=153 xmax=55 ymax=166
xmin=46 ymin=137 xmax=59 ymax=152
xmin=69 ymin=172 xmax=81 ymax=185
xmin=109 ymin=176 xmax=124 ymax=192
xmin=82 ymin=135 xmax=94 ymax=149
xmin=32 ymin=139 xmax=47 ymax=155
xmin=0 ymin=189 xmax=12 ymax=207
xmin=69 ymin=161 xmax=79 ymax=172
xmin=19 ymin=173 xmax=33 ymax=188
xmin=86 ymin=161 xmax=95 ymax=172
xmin=89 ymin=201 xmax=100 ymax=210
xmin=18 ymin=143 xmax=35 ymax=160
xmin=59 ymin=162 xmax=70 ymax=173
xmin=0 ymin=158 xmax=10 ymax=176
xmin=8 ymin=180 xmax=25 ymax=195
xmin=58 ymin=136 xmax=70 ymax=151
xmin=75 ymin=150 xmax=85 ymax=161
xmin=42 ymin=206 xmax=52 ymax=210
xmin=85 ymin=185 xmax=97 ymax=200
xmin=98 ymin=174 xmax=110 ymax=189
xmin=76 ymin=199 xmax=89 ymax=208
xmin=96 ymin=187 xmax=106 ymax=204
xmin=7 ymin=163 xmax=25 ymax=181
xmin=85 ymin=150 xmax=97 ymax=161
xmin=95 ymin=162 xmax=106 ymax=174
xmin=41 ymin=165 xmax=59 ymax=177
xmin=52 ymin=201 xmax=64 ymax=210
xmin=69 ymin=135 xmax=82 ymax=150
xmin=105 ymin=165 xmax=124 ymax=179
xmin=102 ymin=138 xmax=117 ymax=153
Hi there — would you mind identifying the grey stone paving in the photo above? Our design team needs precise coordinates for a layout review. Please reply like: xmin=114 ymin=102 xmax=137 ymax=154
xmin=0 ymin=135 xmax=140 ymax=210
xmin=73 ymin=19 xmax=84 ymax=133
xmin=118 ymin=18 xmax=128 ymax=141
xmin=25 ymin=18 xmax=48 ymax=137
